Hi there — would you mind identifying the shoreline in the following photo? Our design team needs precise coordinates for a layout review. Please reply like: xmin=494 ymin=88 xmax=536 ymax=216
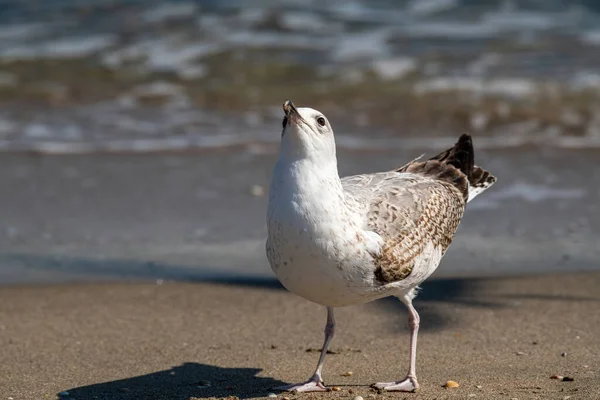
xmin=1 ymin=148 xmax=599 ymax=286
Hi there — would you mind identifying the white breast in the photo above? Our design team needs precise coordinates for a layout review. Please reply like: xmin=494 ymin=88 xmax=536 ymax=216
xmin=266 ymin=158 xmax=381 ymax=307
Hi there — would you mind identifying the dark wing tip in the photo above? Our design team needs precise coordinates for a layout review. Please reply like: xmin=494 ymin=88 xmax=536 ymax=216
xmin=457 ymin=133 xmax=472 ymax=142
xmin=396 ymin=133 xmax=478 ymax=201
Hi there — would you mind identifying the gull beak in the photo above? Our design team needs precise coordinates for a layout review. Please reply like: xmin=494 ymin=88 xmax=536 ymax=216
xmin=283 ymin=99 xmax=302 ymax=124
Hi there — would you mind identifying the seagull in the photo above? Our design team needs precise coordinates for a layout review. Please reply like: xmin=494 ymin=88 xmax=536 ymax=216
xmin=266 ymin=100 xmax=496 ymax=393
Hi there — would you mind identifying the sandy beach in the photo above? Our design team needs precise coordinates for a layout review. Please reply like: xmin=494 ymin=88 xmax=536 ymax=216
xmin=1 ymin=271 xmax=599 ymax=400
xmin=0 ymin=149 xmax=598 ymax=400
xmin=2 ymin=1 xmax=600 ymax=399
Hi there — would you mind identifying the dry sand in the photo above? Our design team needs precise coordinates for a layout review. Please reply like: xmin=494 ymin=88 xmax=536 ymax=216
xmin=1 ymin=272 xmax=599 ymax=400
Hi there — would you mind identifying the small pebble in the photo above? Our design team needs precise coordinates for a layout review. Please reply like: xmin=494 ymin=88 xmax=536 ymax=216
xmin=250 ymin=185 xmax=265 ymax=197
xmin=561 ymin=352 xmax=568 ymax=357
xmin=550 ymin=375 xmax=574 ymax=381
xmin=582 ymin=364 xmax=589 ymax=368
xmin=282 ymin=397 xmax=290 ymax=400
xmin=353 ymin=396 xmax=364 ymax=400
xmin=475 ymin=385 xmax=483 ymax=389
xmin=468 ymin=394 xmax=476 ymax=398
xmin=267 ymin=393 xmax=277 ymax=398
xmin=367 ymin=395 xmax=376 ymax=398
xmin=516 ymin=351 xmax=525 ymax=356
xmin=342 ymin=371 xmax=353 ymax=377
xmin=563 ymin=396 xmax=572 ymax=400
xmin=532 ymin=341 xmax=538 ymax=345
xmin=443 ymin=380 xmax=459 ymax=388
xmin=331 ymin=386 xmax=341 ymax=391
xmin=59 ymin=392 xmax=70 ymax=397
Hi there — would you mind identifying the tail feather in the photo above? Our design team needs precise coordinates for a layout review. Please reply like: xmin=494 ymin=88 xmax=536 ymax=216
xmin=429 ymin=133 xmax=474 ymax=178
xmin=397 ymin=134 xmax=496 ymax=202
xmin=466 ymin=165 xmax=497 ymax=202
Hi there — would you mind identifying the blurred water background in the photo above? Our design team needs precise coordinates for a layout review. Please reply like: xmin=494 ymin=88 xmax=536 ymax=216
xmin=0 ymin=0 xmax=598 ymax=284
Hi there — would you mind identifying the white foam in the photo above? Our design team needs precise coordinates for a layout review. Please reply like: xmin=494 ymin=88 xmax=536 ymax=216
xmin=481 ymin=3 xmax=565 ymax=31
xmin=101 ymin=40 xmax=152 ymax=68
xmin=102 ymin=38 xmax=220 ymax=78
xmin=0 ymin=117 xmax=15 ymax=135
xmin=407 ymin=0 xmax=458 ymax=16
xmin=466 ymin=53 xmax=502 ymax=76
xmin=334 ymin=134 xmax=532 ymax=152
xmin=0 ymin=23 xmax=49 ymax=41
xmin=401 ymin=21 xmax=503 ymax=39
xmin=337 ymin=67 xmax=364 ymax=84
xmin=470 ymin=113 xmax=489 ymax=131
xmin=487 ymin=182 xmax=585 ymax=203
xmin=146 ymin=41 xmax=221 ymax=72
xmin=142 ymin=2 xmax=198 ymax=23
xmin=554 ymin=135 xmax=600 ymax=149
xmin=401 ymin=2 xmax=572 ymax=40
xmin=0 ymin=35 xmax=117 ymax=60
xmin=414 ymin=77 xmax=537 ymax=98
xmin=332 ymin=29 xmax=391 ymax=62
xmin=280 ymin=11 xmax=340 ymax=33
xmin=333 ymin=2 xmax=408 ymax=24
xmin=371 ymin=57 xmax=416 ymax=80
xmin=177 ymin=65 xmax=207 ymax=80
xmin=4 ymin=120 xmax=600 ymax=155
xmin=570 ymin=71 xmax=600 ymax=91
xmin=580 ymin=30 xmax=600 ymax=46
xmin=226 ymin=32 xmax=330 ymax=50
xmin=197 ymin=14 xmax=232 ymax=36
xmin=24 ymin=124 xmax=54 ymax=139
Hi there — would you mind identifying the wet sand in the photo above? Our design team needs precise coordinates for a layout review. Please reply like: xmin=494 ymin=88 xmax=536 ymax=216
xmin=1 ymin=271 xmax=599 ymax=400
xmin=1 ymin=148 xmax=599 ymax=284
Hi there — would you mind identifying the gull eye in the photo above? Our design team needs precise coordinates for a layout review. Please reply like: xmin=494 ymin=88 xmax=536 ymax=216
xmin=282 ymin=116 xmax=288 ymax=128
xmin=316 ymin=117 xmax=326 ymax=127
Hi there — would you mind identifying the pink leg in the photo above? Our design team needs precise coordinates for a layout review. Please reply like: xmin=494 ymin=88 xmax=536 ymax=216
xmin=373 ymin=298 xmax=420 ymax=392
xmin=275 ymin=307 xmax=335 ymax=392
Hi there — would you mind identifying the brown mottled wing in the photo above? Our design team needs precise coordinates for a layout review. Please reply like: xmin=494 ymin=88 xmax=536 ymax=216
xmin=363 ymin=176 xmax=466 ymax=283
xmin=342 ymin=134 xmax=489 ymax=284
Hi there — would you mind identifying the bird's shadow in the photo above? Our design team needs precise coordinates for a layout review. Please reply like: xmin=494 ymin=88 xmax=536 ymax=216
xmin=59 ymin=362 xmax=286 ymax=400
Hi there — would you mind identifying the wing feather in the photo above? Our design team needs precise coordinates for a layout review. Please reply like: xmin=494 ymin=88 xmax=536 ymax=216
xmin=341 ymin=134 xmax=495 ymax=285
xmin=343 ymin=174 xmax=465 ymax=284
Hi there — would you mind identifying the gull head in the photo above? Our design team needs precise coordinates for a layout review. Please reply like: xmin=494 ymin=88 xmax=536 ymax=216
xmin=279 ymin=100 xmax=336 ymax=162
